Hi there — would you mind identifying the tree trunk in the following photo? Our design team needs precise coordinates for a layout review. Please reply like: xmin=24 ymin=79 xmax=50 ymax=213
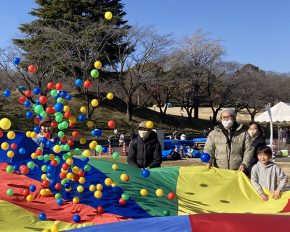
xmin=126 ymin=96 xmax=133 ymax=121
xmin=185 ymin=107 xmax=193 ymax=122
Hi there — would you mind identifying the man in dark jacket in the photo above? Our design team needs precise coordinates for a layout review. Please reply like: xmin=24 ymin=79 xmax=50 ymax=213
xmin=127 ymin=121 xmax=162 ymax=169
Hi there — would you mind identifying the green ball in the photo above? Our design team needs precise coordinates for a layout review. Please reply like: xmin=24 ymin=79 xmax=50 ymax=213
xmin=27 ymin=161 xmax=35 ymax=169
xmin=40 ymin=111 xmax=47 ymax=118
xmin=57 ymin=97 xmax=64 ymax=104
xmin=58 ymin=131 xmax=65 ymax=138
xmin=90 ymin=69 xmax=99 ymax=78
xmin=34 ymin=105 xmax=44 ymax=114
xmin=63 ymin=144 xmax=70 ymax=151
xmin=55 ymin=193 xmax=62 ymax=199
xmin=112 ymin=152 xmax=120 ymax=159
xmin=43 ymin=154 xmax=50 ymax=161
xmin=62 ymin=153 xmax=69 ymax=160
xmin=74 ymin=148 xmax=81 ymax=156
xmin=41 ymin=165 xmax=47 ymax=172
xmin=163 ymin=210 xmax=170 ymax=216
xmin=121 ymin=193 xmax=129 ymax=201
xmin=6 ymin=189 xmax=14 ymax=196
xmin=37 ymin=155 xmax=44 ymax=160
xmin=61 ymin=121 xmax=68 ymax=129
xmin=84 ymin=164 xmax=91 ymax=172
xmin=54 ymin=156 xmax=60 ymax=164
xmin=50 ymin=89 xmax=57 ymax=97
xmin=67 ymin=152 xmax=73 ymax=158
xmin=55 ymin=115 xmax=63 ymax=123
xmin=6 ymin=165 xmax=14 ymax=174
xmin=95 ymin=145 xmax=102 ymax=153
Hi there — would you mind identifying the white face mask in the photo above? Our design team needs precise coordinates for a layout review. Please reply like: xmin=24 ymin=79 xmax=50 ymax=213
xmin=138 ymin=130 xmax=150 ymax=140
xmin=248 ymin=129 xmax=258 ymax=138
xmin=222 ymin=120 xmax=234 ymax=129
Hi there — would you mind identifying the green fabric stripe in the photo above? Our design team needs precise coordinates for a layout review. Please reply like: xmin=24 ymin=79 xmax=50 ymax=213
xmin=89 ymin=159 xmax=180 ymax=216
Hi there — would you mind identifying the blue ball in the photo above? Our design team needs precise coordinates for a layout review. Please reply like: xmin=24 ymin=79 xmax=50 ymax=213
xmin=29 ymin=185 xmax=36 ymax=192
xmin=73 ymin=214 xmax=81 ymax=223
xmin=95 ymin=129 xmax=102 ymax=137
xmin=64 ymin=183 xmax=71 ymax=189
xmin=3 ymin=89 xmax=11 ymax=97
xmin=50 ymin=179 xmax=56 ymax=187
xmin=66 ymin=95 xmax=72 ymax=101
xmin=46 ymin=165 xmax=56 ymax=173
xmin=40 ymin=137 xmax=48 ymax=144
xmin=46 ymin=172 xmax=55 ymax=180
xmin=102 ymin=146 xmax=108 ymax=153
xmin=36 ymin=114 xmax=43 ymax=120
xmin=82 ymin=157 xmax=89 ymax=163
xmin=26 ymin=111 xmax=33 ymax=119
xmin=24 ymin=100 xmax=31 ymax=108
xmin=75 ymin=79 xmax=83 ymax=86
xmin=35 ymin=100 xmax=41 ymax=105
xmin=56 ymin=198 xmax=63 ymax=206
xmin=46 ymin=140 xmax=54 ymax=148
xmin=34 ymin=126 xmax=41 ymax=133
xmin=38 ymin=212 xmax=46 ymax=221
xmin=141 ymin=169 xmax=150 ymax=178
xmin=33 ymin=87 xmax=41 ymax=95
xmin=31 ymin=166 xmax=38 ymax=172
xmin=59 ymin=91 xmax=67 ymax=98
xmin=200 ymin=153 xmax=211 ymax=163
xmin=19 ymin=148 xmax=26 ymax=155
xmin=78 ymin=114 xmax=86 ymax=122
xmin=54 ymin=102 xmax=64 ymax=112
xmin=13 ymin=57 xmax=21 ymax=65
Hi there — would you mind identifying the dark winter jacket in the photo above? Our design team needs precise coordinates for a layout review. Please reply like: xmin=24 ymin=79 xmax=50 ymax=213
xmin=127 ymin=131 xmax=162 ymax=168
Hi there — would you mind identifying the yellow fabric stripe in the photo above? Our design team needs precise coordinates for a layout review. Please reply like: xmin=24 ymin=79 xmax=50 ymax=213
xmin=177 ymin=166 xmax=290 ymax=215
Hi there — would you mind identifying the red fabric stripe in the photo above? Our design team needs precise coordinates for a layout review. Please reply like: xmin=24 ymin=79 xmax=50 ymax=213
xmin=0 ymin=163 xmax=130 ymax=224
xmin=189 ymin=213 xmax=290 ymax=232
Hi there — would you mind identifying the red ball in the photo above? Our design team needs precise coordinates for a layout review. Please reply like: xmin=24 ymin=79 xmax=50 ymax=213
xmin=28 ymin=64 xmax=37 ymax=73
xmin=41 ymin=180 xmax=50 ymax=188
xmin=107 ymin=120 xmax=115 ymax=129
xmin=62 ymin=163 xmax=69 ymax=170
xmin=50 ymin=160 xmax=58 ymax=167
xmin=19 ymin=165 xmax=29 ymax=175
xmin=167 ymin=192 xmax=176 ymax=201
xmin=47 ymin=82 xmax=54 ymax=90
xmin=0 ymin=130 xmax=3 ymax=138
xmin=46 ymin=106 xmax=55 ymax=114
xmin=97 ymin=206 xmax=105 ymax=214
xmin=39 ymin=96 xmax=47 ymax=104
xmin=72 ymin=131 xmax=79 ymax=138
xmin=119 ymin=198 xmax=126 ymax=205
xmin=22 ymin=189 xmax=30 ymax=196
xmin=50 ymin=121 xmax=58 ymax=128
xmin=34 ymin=117 xmax=41 ymax=124
xmin=83 ymin=80 xmax=92 ymax=88
xmin=59 ymin=172 xmax=66 ymax=179
xmin=55 ymin=82 xmax=63 ymax=90
xmin=64 ymin=112 xmax=71 ymax=119
xmin=73 ymin=174 xmax=80 ymax=181
xmin=55 ymin=183 xmax=62 ymax=190
xmin=78 ymin=170 xmax=85 ymax=177
xmin=69 ymin=123 xmax=75 ymax=128
xmin=24 ymin=90 xmax=32 ymax=97
xmin=19 ymin=96 xmax=26 ymax=104
xmin=10 ymin=143 xmax=17 ymax=150
xmin=60 ymin=136 xmax=67 ymax=143
xmin=67 ymin=139 xmax=74 ymax=147
xmin=35 ymin=149 xmax=43 ymax=156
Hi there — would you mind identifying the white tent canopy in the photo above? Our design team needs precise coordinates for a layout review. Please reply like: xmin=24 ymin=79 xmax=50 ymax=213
xmin=255 ymin=102 xmax=290 ymax=122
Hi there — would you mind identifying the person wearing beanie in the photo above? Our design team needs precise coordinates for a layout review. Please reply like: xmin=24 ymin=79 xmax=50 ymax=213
xmin=204 ymin=108 xmax=254 ymax=172
xmin=127 ymin=121 xmax=162 ymax=169
xmin=33 ymin=116 xmax=55 ymax=145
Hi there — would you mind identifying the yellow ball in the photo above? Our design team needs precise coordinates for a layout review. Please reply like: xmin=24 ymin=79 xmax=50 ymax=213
xmin=30 ymin=132 xmax=37 ymax=139
xmin=82 ymin=149 xmax=91 ymax=157
xmin=41 ymin=174 xmax=47 ymax=180
xmin=146 ymin=121 xmax=154 ymax=129
xmin=111 ymin=182 xmax=117 ymax=187
xmin=73 ymin=196 xmax=79 ymax=204
xmin=140 ymin=188 xmax=149 ymax=197
xmin=66 ymin=172 xmax=74 ymax=180
xmin=65 ymin=187 xmax=72 ymax=192
xmin=7 ymin=131 xmax=15 ymax=139
xmin=7 ymin=150 xmax=14 ymax=158
xmin=80 ymin=106 xmax=87 ymax=114
xmin=49 ymin=154 xmax=55 ymax=160
xmin=66 ymin=158 xmax=73 ymax=165
xmin=26 ymin=131 xmax=32 ymax=137
xmin=112 ymin=164 xmax=118 ymax=170
xmin=80 ymin=137 xmax=86 ymax=145
xmin=69 ymin=117 xmax=77 ymax=123
xmin=89 ymin=184 xmax=96 ymax=192
xmin=26 ymin=194 xmax=34 ymax=202
xmin=77 ymin=185 xmax=84 ymax=193
xmin=87 ymin=120 xmax=94 ymax=128
xmin=31 ymin=152 xmax=37 ymax=159
xmin=42 ymin=229 xmax=49 ymax=232
xmin=106 ymin=92 xmax=113 ymax=100
xmin=0 ymin=118 xmax=11 ymax=130
xmin=91 ymin=99 xmax=99 ymax=107
xmin=61 ymin=169 xmax=68 ymax=174
xmin=94 ymin=190 xmax=102 ymax=198
xmin=51 ymin=223 xmax=59 ymax=232
xmin=94 ymin=60 xmax=102 ymax=69
xmin=96 ymin=184 xmax=103 ymax=191
xmin=45 ymin=188 xmax=51 ymax=195
xmin=155 ymin=188 xmax=164 ymax=197
xmin=40 ymin=189 xmax=46 ymax=196
xmin=63 ymin=105 xmax=70 ymax=113
xmin=79 ymin=177 xmax=86 ymax=184
xmin=72 ymin=166 xmax=80 ymax=174
xmin=104 ymin=11 xmax=113 ymax=20
xmin=89 ymin=141 xmax=97 ymax=149
xmin=104 ymin=178 xmax=112 ymax=186
xmin=53 ymin=145 xmax=61 ymax=153
xmin=120 ymin=173 xmax=129 ymax=182
xmin=1 ymin=142 xmax=9 ymax=150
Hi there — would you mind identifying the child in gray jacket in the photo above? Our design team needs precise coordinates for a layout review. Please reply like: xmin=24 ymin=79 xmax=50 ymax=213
xmin=251 ymin=146 xmax=288 ymax=201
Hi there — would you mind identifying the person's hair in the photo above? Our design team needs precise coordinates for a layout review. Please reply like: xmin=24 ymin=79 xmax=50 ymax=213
xmin=249 ymin=122 xmax=264 ymax=138
xmin=257 ymin=145 xmax=272 ymax=157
